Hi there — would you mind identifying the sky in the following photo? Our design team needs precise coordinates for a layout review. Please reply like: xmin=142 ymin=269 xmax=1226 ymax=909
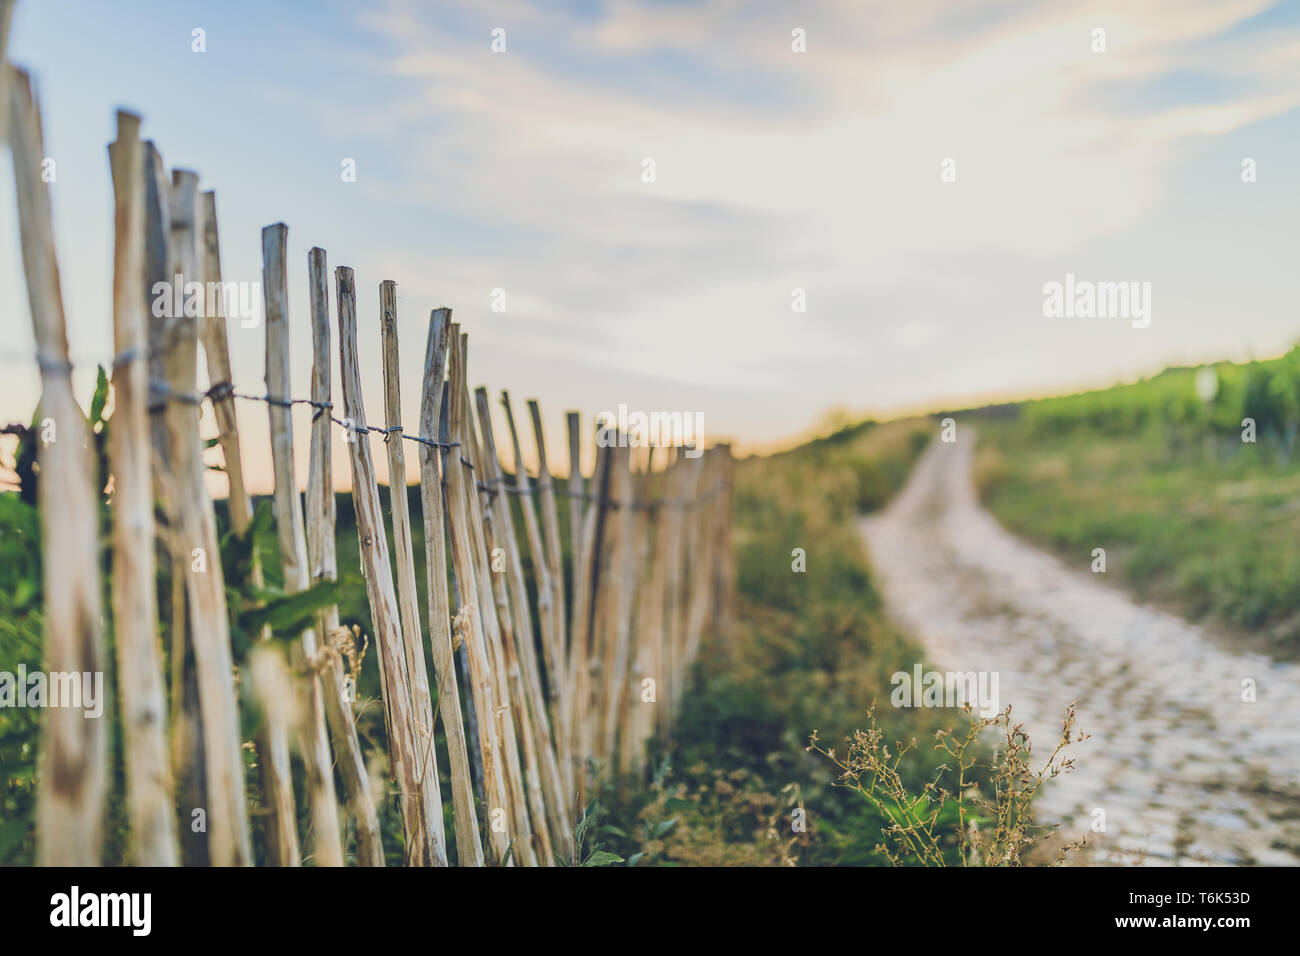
xmin=1 ymin=0 xmax=1298 ymax=493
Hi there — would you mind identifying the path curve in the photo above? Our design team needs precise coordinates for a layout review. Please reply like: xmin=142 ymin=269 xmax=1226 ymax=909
xmin=861 ymin=433 xmax=1300 ymax=865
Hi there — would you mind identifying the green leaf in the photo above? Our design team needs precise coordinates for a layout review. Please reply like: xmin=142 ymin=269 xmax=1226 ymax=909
xmin=251 ymin=499 xmax=275 ymax=537
xmin=581 ymin=850 xmax=624 ymax=867
xmin=574 ymin=799 xmax=598 ymax=847
xmin=662 ymin=797 xmax=694 ymax=814
xmin=241 ymin=579 xmax=345 ymax=638
xmin=652 ymin=817 xmax=678 ymax=839
xmin=89 ymin=365 xmax=109 ymax=427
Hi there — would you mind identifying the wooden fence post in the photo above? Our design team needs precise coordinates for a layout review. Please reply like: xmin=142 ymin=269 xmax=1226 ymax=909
xmin=142 ymin=144 xmax=174 ymax=495
xmin=664 ymin=452 xmax=703 ymax=740
xmin=476 ymin=387 xmax=570 ymax=860
xmin=683 ymin=451 xmax=718 ymax=670
xmin=195 ymin=196 xmax=288 ymax=865
xmin=501 ymin=392 xmax=574 ymax=844
xmin=249 ymin=643 xmax=299 ymax=865
xmin=108 ymin=110 xmax=177 ymax=866
xmin=501 ymin=396 xmax=559 ymax=709
xmin=377 ymin=280 xmax=449 ymax=867
xmin=530 ymin=402 xmax=575 ymax=799
xmin=443 ymin=394 xmax=488 ymax=816
xmin=199 ymin=193 xmax=259 ymax=586
xmin=137 ymin=140 xmax=210 ymax=865
xmin=467 ymin=392 xmax=548 ymax=863
xmin=248 ymin=223 xmax=302 ymax=866
xmin=442 ymin=325 xmax=519 ymax=864
xmin=598 ymin=444 xmax=637 ymax=764
xmin=566 ymin=438 xmax=611 ymax=802
xmin=454 ymin=343 xmax=537 ymax=865
xmin=9 ymin=66 xmax=107 ymax=866
xmin=305 ymin=247 xmax=384 ymax=866
xmin=566 ymin=411 xmax=584 ymax=592
xmin=622 ymin=448 xmax=661 ymax=776
xmin=659 ymin=450 xmax=687 ymax=743
xmin=528 ymin=402 xmax=569 ymax=703
xmin=335 ymin=265 xmax=433 ymax=866
xmin=634 ymin=450 xmax=671 ymax=773
xmin=261 ymin=223 xmax=344 ymax=866
xmin=418 ymin=308 xmax=483 ymax=866
xmin=162 ymin=167 xmax=251 ymax=866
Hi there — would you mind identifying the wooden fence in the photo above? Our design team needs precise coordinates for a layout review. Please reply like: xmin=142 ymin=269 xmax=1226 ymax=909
xmin=3 ymin=42 xmax=736 ymax=865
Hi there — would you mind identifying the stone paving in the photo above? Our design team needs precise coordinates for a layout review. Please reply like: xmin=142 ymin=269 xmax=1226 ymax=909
xmin=860 ymin=434 xmax=1300 ymax=866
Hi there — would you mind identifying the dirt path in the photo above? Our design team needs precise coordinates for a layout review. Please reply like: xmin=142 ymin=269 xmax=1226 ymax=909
xmin=861 ymin=434 xmax=1300 ymax=865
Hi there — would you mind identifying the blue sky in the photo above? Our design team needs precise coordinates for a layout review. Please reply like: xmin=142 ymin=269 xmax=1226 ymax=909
xmin=2 ymin=0 xmax=1298 ymax=491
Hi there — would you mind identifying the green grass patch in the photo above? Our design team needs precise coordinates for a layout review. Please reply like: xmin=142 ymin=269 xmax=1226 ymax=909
xmin=976 ymin=349 xmax=1300 ymax=658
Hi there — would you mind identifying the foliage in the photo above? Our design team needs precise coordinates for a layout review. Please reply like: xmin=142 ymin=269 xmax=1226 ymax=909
xmin=0 ymin=369 xmax=381 ymax=865
xmin=978 ymin=349 xmax=1300 ymax=655
xmin=601 ymin=418 xmax=1019 ymax=866
xmin=810 ymin=703 xmax=1088 ymax=866
xmin=0 ymin=367 xmax=113 ymax=865
xmin=0 ymin=492 xmax=44 ymax=864
xmin=217 ymin=499 xmax=350 ymax=665
xmin=555 ymin=798 xmax=625 ymax=867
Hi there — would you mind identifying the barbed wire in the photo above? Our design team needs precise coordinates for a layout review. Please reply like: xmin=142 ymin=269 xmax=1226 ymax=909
xmin=6 ymin=349 xmax=724 ymax=512
xmin=144 ymin=378 xmax=463 ymax=452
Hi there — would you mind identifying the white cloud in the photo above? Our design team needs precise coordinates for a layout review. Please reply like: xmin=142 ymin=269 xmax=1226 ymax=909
xmin=347 ymin=0 xmax=1300 ymax=437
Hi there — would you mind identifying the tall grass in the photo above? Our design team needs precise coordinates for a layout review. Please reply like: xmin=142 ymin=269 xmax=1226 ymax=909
xmin=978 ymin=346 xmax=1300 ymax=657
xmin=602 ymin=419 xmax=1080 ymax=865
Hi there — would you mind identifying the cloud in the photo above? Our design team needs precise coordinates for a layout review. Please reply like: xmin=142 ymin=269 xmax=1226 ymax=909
xmin=340 ymin=0 xmax=1300 ymax=435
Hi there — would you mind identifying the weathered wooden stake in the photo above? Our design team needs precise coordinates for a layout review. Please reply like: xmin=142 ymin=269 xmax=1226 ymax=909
xmin=530 ymin=402 xmax=576 ymax=800
xmin=137 ymin=140 xmax=208 ymax=865
xmin=108 ymin=110 xmax=177 ymax=866
xmin=378 ymin=280 xmax=449 ymax=867
xmin=477 ymin=387 xmax=569 ymax=860
xmin=598 ymin=444 xmax=637 ymax=764
xmin=305 ymin=247 xmax=384 ymax=866
xmin=9 ymin=66 xmax=107 ymax=866
xmin=262 ymin=223 xmax=343 ymax=866
xmin=163 ymin=167 xmax=250 ymax=866
xmin=335 ymin=265 xmax=433 ymax=866
xmin=501 ymin=392 xmax=574 ymax=836
xmin=622 ymin=449 xmax=660 ymax=775
xmin=417 ymin=309 xmax=483 ymax=866
xmin=456 ymin=349 xmax=537 ymax=865
xmin=660 ymin=451 xmax=688 ymax=743
xmin=442 ymin=326 xmax=517 ymax=864
xmin=565 ymin=436 xmax=611 ymax=802
xmin=566 ymin=411 xmax=584 ymax=590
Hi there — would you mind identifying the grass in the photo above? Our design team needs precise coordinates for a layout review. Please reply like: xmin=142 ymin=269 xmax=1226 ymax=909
xmin=974 ymin=360 xmax=1300 ymax=660
xmin=598 ymin=418 xmax=1084 ymax=866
